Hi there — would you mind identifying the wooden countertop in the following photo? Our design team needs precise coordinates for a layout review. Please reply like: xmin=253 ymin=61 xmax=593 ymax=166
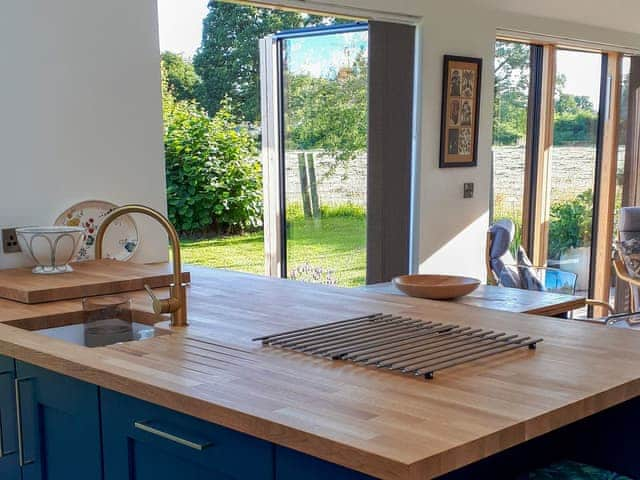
xmin=1 ymin=266 xmax=639 ymax=479
xmin=361 ymin=282 xmax=586 ymax=316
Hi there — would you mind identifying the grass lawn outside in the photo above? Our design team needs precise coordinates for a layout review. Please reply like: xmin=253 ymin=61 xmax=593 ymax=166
xmin=181 ymin=211 xmax=366 ymax=287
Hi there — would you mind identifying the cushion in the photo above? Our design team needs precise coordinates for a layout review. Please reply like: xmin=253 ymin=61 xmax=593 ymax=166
xmin=527 ymin=460 xmax=632 ymax=479
xmin=618 ymin=206 xmax=640 ymax=234
xmin=489 ymin=220 xmax=516 ymax=280
xmin=615 ymin=234 xmax=640 ymax=279
xmin=519 ymin=265 xmax=546 ymax=291
xmin=517 ymin=246 xmax=533 ymax=267
xmin=497 ymin=264 xmax=522 ymax=288
xmin=489 ymin=220 xmax=515 ymax=259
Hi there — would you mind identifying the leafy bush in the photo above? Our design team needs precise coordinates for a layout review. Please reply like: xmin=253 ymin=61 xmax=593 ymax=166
xmin=163 ymin=70 xmax=262 ymax=235
xmin=492 ymin=121 xmax=522 ymax=146
xmin=548 ymin=190 xmax=593 ymax=259
xmin=553 ymin=111 xmax=598 ymax=146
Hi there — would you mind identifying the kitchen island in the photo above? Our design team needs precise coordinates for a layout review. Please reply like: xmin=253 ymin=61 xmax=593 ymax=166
xmin=1 ymin=265 xmax=640 ymax=479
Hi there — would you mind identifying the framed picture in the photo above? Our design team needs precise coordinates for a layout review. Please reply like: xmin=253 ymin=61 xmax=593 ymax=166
xmin=439 ymin=55 xmax=482 ymax=168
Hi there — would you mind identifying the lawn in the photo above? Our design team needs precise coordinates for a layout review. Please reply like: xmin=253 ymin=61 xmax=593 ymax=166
xmin=181 ymin=210 xmax=366 ymax=287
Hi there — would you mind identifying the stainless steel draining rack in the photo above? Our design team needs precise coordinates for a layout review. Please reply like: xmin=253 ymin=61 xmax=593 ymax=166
xmin=254 ymin=313 xmax=542 ymax=379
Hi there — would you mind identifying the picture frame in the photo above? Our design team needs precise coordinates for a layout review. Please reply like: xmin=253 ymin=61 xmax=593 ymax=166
xmin=439 ymin=55 xmax=482 ymax=168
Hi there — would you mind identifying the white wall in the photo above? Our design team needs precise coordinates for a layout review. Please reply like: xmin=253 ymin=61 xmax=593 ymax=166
xmin=0 ymin=0 xmax=168 ymax=269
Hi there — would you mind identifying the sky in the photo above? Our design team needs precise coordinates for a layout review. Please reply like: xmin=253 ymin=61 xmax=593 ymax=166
xmin=157 ymin=0 xmax=208 ymax=58
xmin=556 ymin=49 xmax=603 ymax=109
xmin=156 ymin=0 xmax=366 ymax=76
xmin=285 ymin=32 xmax=368 ymax=76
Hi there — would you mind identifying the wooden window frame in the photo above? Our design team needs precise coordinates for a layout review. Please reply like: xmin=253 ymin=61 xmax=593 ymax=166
xmin=495 ymin=39 xmax=626 ymax=309
xmin=520 ymin=44 xmax=544 ymax=254
xmin=530 ymin=48 xmax=623 ymax=306
xmin=592 ymin=52 xmax=622 ymax=315
xmin=529 ymin=44 xmax=556 ymax=267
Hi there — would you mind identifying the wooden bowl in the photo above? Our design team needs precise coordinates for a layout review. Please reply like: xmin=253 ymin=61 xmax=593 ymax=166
xmin=392 ymin=274 xmax=480 ymax=300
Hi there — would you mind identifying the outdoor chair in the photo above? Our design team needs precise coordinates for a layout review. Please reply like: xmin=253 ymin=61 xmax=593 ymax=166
xmin=486 ymin=219 xmax=614 ymax=317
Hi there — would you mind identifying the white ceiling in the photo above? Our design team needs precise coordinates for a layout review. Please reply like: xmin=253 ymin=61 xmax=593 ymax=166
xmin=470 ymin=0 xmax=640 ymax=35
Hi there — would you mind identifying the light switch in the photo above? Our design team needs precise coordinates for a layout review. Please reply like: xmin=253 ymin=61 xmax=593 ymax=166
xmin=463 ymin=183 xmax=474 ymax=199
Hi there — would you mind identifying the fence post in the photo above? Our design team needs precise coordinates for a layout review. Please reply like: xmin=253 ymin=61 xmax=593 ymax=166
xmin=307 ymin=153 xmax=321 ymax=218
xmin=297 ymin=153 xmax=312 ymax=218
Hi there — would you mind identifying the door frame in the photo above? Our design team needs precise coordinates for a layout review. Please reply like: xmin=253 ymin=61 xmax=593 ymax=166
xmin=259 ymin=23 xmax=369 ymax=279
xmin=496 ymin=38 xmax=624 ymax=306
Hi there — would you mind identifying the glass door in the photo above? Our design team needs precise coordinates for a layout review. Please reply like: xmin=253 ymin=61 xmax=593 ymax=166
xmin=545 ymin=49 xmax=604 ymax=296
xmin=492 ymin=40 xmax=533 ymax=253
xmin=279 ymin=24 xmax=369 ymax=287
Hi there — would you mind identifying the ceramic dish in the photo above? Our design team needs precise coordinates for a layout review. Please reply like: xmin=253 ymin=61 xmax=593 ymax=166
xmin=392 ymin=274 xmax=481 ymax=300
xmin=16 ymin=226 xmax=86 ymax=274
xmin=55 ymin=200 xmax=139 ymax=261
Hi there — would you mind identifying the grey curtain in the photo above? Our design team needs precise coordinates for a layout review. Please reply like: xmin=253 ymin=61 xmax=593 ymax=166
xmin=366 ymin=21 xmax=416 ymax=284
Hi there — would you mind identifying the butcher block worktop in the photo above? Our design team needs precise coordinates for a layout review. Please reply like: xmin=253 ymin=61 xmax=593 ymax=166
xmin=1 ymin=266 xmax=640 ymax=479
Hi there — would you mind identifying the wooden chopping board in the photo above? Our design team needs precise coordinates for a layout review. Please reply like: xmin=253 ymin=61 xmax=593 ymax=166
xmin=0 ymin=260 xmax=191 ymax=304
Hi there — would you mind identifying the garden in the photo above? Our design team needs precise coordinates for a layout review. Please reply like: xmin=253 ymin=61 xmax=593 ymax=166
xmin=162 ymin=2 xmax=367 ymax=286
xmin=181 ymin=204 xmax=366 ymax=286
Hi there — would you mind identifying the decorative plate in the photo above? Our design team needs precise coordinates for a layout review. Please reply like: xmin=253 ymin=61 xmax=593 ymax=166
xmin=54 ymin=200 xmax=140 ymax=262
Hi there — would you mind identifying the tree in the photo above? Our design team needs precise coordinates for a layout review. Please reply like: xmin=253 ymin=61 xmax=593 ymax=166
xmin=161 ymin=52 xmax=201 ymax=103
xmin=162 ymin=66 xmax=262 ymax=235
xmin=493 ymin=41 xmax=531 ymax=145
xmin=285 ymin=50 xmax=368 ymax=217
xmin=555 ymin=93 xmax=594 ymax=116
xmin=286 ymin=51 xmax=367 ymax=162
xmin=493 ymin=41 xmax=599 ymax=147
xmin=554 ymin=93 xmax=597 ymax=145
xmin=194 ymin=2 xmax=331 ymax=123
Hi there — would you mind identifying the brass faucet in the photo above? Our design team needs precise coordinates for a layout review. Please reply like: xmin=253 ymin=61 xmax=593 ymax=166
xmin=94 ymin=204 xmax=188 ymax=327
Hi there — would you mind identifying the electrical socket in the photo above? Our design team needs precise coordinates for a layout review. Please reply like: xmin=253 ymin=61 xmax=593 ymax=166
xmin=2 ymin=228 xmax=21 ymax=253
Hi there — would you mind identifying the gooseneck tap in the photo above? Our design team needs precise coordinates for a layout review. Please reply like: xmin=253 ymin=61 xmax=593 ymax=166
xmin=94 ymin=204 xmax=188 ymax=327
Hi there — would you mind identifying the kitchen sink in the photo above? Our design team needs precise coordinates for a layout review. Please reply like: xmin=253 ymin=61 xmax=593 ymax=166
xmin=7 ymin=310 xmax=169 ymax=347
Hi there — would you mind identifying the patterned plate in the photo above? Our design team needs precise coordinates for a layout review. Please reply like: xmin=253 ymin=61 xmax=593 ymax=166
xmin=54 ymin=200 xmax=140 ymax=262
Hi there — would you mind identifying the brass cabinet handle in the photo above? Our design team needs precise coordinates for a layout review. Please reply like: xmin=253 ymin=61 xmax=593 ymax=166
xmin=0 ymin=370 xmax=16 ymax=458
xmin=134 ymin=420 xmax=213 ymax=451
xmin=15 ymin=377 xmax=35 ymax=467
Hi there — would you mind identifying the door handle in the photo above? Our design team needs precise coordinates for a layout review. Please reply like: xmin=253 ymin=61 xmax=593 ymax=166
xmin=0 ymin=370 xmax=16 ymax=458
xmin=15 ymin=377 xmax=35 ymax=467
xmin=134 ymin=420 xmax=213 ymax=451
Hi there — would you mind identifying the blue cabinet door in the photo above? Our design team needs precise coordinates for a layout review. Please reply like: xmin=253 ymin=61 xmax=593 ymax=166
xmin=276 ymin=446 xmax=377 ymax=480
xmin=0 ymin=355 xmax=20 ymax=480
xmin=101 ymin=389 xmax=273 ymax=480
xmin=14 ymin=361 xmax=102 ymax=480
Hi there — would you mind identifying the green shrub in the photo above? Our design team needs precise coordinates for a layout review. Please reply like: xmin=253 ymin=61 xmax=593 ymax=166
xmin=163 ymin=70 xmax=262 ymax=236
xmin=286 ymin=203 xmax=366 ymax=221
xmin=553 ymin=111 xmax=598 ymax=146
xmin=548 ymin=190 xmax=593 ymax=259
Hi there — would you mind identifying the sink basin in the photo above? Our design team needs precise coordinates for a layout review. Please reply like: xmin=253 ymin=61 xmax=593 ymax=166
xmin=7 ymin=310 xmax=169 ymax=348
